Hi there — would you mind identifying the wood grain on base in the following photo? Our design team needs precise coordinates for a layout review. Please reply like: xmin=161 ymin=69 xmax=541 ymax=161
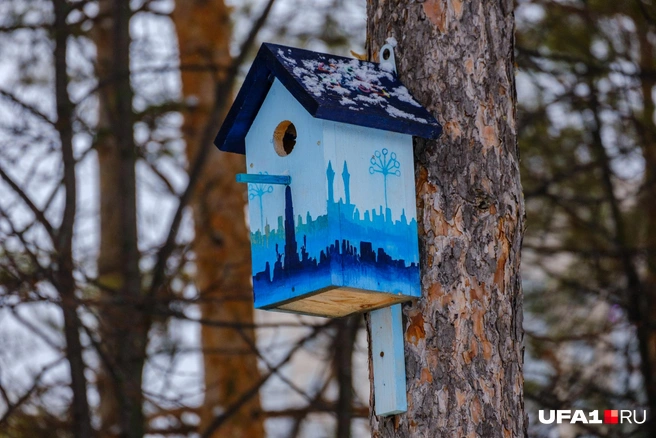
xmin=275 ymin=287 xmax=410 ymax=318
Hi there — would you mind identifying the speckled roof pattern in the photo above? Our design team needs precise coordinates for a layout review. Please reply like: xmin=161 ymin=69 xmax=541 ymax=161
xmin=215 ymin=43 xmax=442 ymax=155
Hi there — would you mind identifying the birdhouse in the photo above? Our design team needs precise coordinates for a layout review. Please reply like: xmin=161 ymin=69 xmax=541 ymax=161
xmin=214 ymin=43 xmax=442 ymax=318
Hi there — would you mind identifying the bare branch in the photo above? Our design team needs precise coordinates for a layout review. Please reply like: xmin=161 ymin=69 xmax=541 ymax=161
xmin=0 ymin=356 xmax=65 ymax=428
xmin=10 ymin=307 xmax=63 ymax=351
xmin=0 ymin=89 xmax=55 ymax=126
xmin=0 ymin=166 xmax=56 ymax=242
xmin=201 ymin=319 xmax=333 ymax=438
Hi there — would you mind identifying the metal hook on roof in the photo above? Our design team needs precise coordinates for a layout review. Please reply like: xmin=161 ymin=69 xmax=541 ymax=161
xmin=379 ymin=42 xmax=397 ymax=74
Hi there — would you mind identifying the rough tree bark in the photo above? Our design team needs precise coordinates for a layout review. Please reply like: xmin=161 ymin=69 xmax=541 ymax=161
xmin=366 ymin=1 xmax=525 ymax=437
xmin=172 ymin=2 xmax=264 ymax=437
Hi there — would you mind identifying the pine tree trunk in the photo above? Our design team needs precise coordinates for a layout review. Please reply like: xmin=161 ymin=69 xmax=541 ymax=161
xmin=366 ymin=1 xmax=526 ymax=437
xmin=172 ymin=2 xmax=264 ymax=437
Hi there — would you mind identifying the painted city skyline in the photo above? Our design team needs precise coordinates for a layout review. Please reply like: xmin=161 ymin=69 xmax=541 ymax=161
xmin=250 ymin=160 xmax=420 ymax=309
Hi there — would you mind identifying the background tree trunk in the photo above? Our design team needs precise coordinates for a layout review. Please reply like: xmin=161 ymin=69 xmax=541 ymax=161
xmin=92 ymin=3 xmax=122 ymax=430
xmin=171 ymin=2 xmax=265 ymax=437
xmin=334 ymin=316 xmax=360 ymax=438
xmin=366 ymin=1 xmax=525 ymax=437
xmin=636 ymin=19 xmax=656 ymax=435
xmin=93 ymin=1 xmax=147 ymax=436
xmin=53 ymin=0 xmax=93 ymax=435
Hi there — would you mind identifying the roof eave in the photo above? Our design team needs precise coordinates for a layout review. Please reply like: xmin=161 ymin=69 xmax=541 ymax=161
xmin=214 ymin=44 xmax=321 ymax=155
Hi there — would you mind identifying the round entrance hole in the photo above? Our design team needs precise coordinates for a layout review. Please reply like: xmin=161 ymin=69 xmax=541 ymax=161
xmin=273 ymin=120 xmax=297 ymax=156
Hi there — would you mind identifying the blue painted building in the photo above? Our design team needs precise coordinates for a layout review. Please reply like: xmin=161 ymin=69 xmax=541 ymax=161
xmin=214 ymin=43 xmax=442 ymax=317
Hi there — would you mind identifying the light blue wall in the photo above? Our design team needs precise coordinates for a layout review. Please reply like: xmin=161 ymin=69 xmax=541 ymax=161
xmin=245 ymin=79 xmax=327 ymax=232
xmin=323 ymin=121 xmax=416 ymax=223
xmin=323 ymin=120 xmax=419 ymax=265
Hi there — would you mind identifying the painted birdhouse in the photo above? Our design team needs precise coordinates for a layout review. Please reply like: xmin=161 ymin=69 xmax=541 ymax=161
xmin=214 ymin=43 xmax=442 ymax=318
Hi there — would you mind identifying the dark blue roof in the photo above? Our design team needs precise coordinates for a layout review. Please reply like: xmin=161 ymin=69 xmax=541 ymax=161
xmin=215 ymin=43 xmax=442 ymax=154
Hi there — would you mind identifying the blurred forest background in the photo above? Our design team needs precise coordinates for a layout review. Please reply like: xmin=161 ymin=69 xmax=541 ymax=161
xmin=0 ymin=0 xmax=654 ymax=437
